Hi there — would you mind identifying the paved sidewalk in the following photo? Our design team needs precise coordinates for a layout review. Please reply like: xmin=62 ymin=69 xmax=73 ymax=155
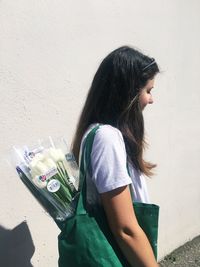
xmin=159 ymin=236 xmax=200 ymax=267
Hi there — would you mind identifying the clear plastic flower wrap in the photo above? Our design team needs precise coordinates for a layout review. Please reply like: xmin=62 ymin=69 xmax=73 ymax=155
xmin=12 ymin=137 xmax=80 ymax=222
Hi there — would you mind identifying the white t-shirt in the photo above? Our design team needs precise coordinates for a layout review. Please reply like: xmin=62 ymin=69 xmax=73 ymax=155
xmin=79 ymin=123 xmax=150 ymax=206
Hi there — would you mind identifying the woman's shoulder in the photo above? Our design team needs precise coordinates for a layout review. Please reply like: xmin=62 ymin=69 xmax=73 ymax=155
xmin=95 ymin=124 xmax=123 ymax=139
xmin=92 ymin=124 xmax=127 ymax=155
xmin=80 ymin=123 xmax=125 ymax=156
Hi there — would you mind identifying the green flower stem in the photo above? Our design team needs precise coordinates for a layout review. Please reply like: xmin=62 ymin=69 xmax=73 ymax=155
xmin=44 ymin=166 xmax=76 ymax=213
xmin=59 ymin=162 xmax=77 ymax=195
xmin=46 ymin=175 xmax=72 ymax=208
xmin=58 ymin=162 xmax=66 ymax=177
xmin=43 ymin=186 xmax=67 ymax=210
xmin=59 ymin=162 xmax=71 ymax=183
xmin=57 ymin=165 xmax=64 ymax=180
xmin=56 ymin=164 xmax=76 ymax=196
xmin=56 ymin=165 xmax=69 ymax=188
xmin=59 ymin=182 xmax=72 ymax=203
xmin=52 ymin=191 xmax=69 ymax=209
xmin=57 ymin=167 xmax=65 ymax=182
xmin=53 ymin=184 xmax=71 ymax=207
xmin=55 ymin=172 xmax=67 ymax=188
xmin=56 ymin=180 xmax=72 ymax=203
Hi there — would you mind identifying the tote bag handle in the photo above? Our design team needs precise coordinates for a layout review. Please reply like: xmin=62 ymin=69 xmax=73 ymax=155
xmin=76 ymin=125 xmax=100 ymax=215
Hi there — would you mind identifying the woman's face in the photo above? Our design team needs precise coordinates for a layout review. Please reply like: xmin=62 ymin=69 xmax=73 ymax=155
xmin=138 ymin=78 xmax=155 ymax=110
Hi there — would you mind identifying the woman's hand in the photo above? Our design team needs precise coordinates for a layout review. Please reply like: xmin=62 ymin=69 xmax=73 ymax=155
xmin=101 ymin=185 xmax=159 ymax=267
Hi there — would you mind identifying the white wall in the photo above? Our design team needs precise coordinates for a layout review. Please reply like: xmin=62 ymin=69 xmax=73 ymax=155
xmin=0 ymin=0 xmax=200 ymax=265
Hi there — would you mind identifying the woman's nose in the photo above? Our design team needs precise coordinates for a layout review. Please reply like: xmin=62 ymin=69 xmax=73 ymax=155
xmin=149 ymin=96 xmax=153 ymax=104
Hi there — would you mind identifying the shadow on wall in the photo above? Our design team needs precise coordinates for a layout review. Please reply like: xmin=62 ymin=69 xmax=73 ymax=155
xmin=0 ymin=221 xmax=35 ymax=267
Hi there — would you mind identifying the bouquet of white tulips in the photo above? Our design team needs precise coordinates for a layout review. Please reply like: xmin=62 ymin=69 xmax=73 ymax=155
xmin=12 ymin=137 xmax=79 ymax=222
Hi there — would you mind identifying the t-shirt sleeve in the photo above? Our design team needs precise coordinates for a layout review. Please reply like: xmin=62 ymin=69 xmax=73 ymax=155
xmin=90 ymin=125 xmax=132 ymax=193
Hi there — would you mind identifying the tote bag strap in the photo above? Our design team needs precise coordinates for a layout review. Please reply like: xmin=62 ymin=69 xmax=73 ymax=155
xmin=76 ymin=125 xmax=100 ymax=215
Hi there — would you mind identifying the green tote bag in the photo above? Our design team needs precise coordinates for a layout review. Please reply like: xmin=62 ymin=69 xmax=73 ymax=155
xmin=58 ymin=125 xmax=159 ymax=267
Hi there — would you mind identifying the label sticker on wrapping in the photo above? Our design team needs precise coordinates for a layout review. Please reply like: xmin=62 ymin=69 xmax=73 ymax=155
xmin=37 ymin=168 xmax=58 ymax=182
xmin=47 ymin=179 xmax=60 ymax=192
xmin=45 ymin=167 xmax=58 ymax=181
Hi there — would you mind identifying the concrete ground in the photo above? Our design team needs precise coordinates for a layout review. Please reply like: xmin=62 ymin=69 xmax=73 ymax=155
xmin=159 ymin=236 xmax=200 ymax=267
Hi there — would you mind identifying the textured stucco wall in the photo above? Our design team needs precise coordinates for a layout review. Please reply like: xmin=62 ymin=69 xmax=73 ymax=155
xmin=0 ymin=0 xmax=200 ymax=265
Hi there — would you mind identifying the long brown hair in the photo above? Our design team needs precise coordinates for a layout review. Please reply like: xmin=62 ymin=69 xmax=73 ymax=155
xmin=71 ymin=46 xmax=159 ymax=177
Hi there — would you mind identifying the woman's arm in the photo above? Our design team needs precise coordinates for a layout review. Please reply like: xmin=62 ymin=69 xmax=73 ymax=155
xmin=101 ymin=185 xmax=159 ymax=267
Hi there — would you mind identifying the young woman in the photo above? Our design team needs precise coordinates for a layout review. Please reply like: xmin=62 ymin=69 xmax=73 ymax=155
xmin=71 ymin=46 xmax=160 ymax=267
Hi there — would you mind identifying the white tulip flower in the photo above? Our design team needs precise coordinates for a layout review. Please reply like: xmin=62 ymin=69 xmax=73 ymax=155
xmin=30 ymin=161 xmax=49 ymax=176
xmin=43 ymin=158 xmax=57 ymax=169
xmin=29 ymin=153 xmax=45 ymax=169
xmin=57 ymin=149 xmax=65 ymax=162
xmin=48 ymin=148 xmax=65 ymax=162
xmin=29 ymin=158 xmax=39 ymax=170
